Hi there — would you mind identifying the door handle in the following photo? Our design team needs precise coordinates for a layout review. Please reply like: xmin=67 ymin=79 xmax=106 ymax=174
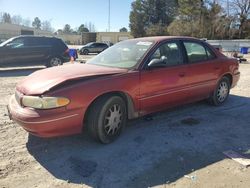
xmin=179 ymin=72 xmax=186 ymax=77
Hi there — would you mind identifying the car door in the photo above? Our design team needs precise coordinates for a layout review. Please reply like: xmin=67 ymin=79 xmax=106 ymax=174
xmin=139 ymin=40 xmax=189 ymax=115
xmin=182 ymin=40 xmax=221 ymax=101
xmin=26 ymin=37 xmax=51 ymax=65
xmin=98 ymin=43 xmax=108 ymax=53
xmin=95 ymin=43 xmax=102 ymax=53
xmin=89 ymin=43 xmax=97 ymax=53
xmin=0 ymin=37 xmax=31 ymax=67
xmin=0 ymin=45 xmax=9 ymax=67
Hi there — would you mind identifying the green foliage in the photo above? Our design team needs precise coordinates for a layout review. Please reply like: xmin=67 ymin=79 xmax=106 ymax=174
xmin=78 ymin=24 xmax=89 ymax=33
xmin=129 ymin=0 xmax=178 ymax=37
xmin=129 ymin=0 xmax=147 ymax=37
xmin=2 ymin=13 xmax=11 ymax=23
xmin=119 ymin=27 xmax=128 ymax=32
xmin=63 ymin=24 xmax=73 ymax=34
xmin=146 ymin=23 xmax=168 ymax=36
xmin=168 ymin=20 xmax=192 ymax=36
xmin=32 ymin=17 xmax=41 ymax=29
xmin=129 ymin=0 xmax=250 ymax=39
xmin=178 ymin=0 xmax=202 ymax=20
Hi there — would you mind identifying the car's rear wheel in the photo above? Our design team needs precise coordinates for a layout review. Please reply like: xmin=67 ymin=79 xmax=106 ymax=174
xmin=209 ymin=77 xmax=230 ymax=106
xmin=47 ymin=57 xmax=62 ymax=67
xmin=87 ymin=96 xmax=127 ymax=144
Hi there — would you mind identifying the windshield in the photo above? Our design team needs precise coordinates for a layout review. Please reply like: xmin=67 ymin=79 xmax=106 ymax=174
xmin=86 ymin=40 xmax=154 ymax=69
xmin=0 ymin=38 xmax=14 ymax=47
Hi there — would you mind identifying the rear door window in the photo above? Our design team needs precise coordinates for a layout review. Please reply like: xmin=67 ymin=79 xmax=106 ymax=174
xmin=99 ymin=43 xmax=107 ymax=48
xmin=184 ymin=42 xmax=215 ymax=63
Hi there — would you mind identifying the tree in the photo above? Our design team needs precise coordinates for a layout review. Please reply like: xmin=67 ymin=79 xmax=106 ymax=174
xmin=167 ymin=0 xmax=229 ymax=39
xmin=2 ymin=12 xmax=11 ymax=23
xmin=63 ymin=24 xmax=72 ymax=34
xmin=11 ymin=15 xmax=22 ymax=25
xmin=55 ymin=29 xmax=63 ymax=35
xmin=168 ymin=19 xmax=191 ymax=36
xmin=228 ymin=0 xmax=250 ymax=38
xmin=32 ymin=17 xmax=41 ymax=29
xmin=119 ymin=27 xmax=128 ymax=32
xmin=85 ymin=22 xmax=96 ymax=32
xmin=41 ymin=20 xmax=54 ymax=32
xmin=129 ymin=0 xmax=178 ymax=37
xmin=177 ymin=0 xmax=204 ymax=36
xmin=77 ymin=24 xmax=89 ymax=33
xmin=22 ymin=18 xmax=31 ymax=27
xmin=146 ymin=23 xmax=168 ymax=36
xmin=129 ymin=0 xmax=147 ymax=37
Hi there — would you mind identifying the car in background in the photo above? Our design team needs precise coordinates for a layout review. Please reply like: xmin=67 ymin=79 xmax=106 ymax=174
xmin=0 ymin=35 xmax=70 ymax=67
xmin=79 ymin=42 xmax=109 ymax=55
xmin=8 ymin=36 xmax=240 ymax=144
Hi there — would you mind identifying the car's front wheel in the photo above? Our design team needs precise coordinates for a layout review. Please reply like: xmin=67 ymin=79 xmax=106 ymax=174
xmin=210 ymin=77 xmax=230 ymax=106
xmin=47 ymin=57 xmax=62 ymax=67
xmin=83 ymin=49 xmax=89 ymax=55
xmin=87 ymin=96 xmax=127 ymax=144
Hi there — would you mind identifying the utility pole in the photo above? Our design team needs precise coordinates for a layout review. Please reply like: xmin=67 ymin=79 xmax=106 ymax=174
xmin=108 ymin=0 xmax=110 ymax=32
xmin=227 ymin=0 xmax=230 ymax=17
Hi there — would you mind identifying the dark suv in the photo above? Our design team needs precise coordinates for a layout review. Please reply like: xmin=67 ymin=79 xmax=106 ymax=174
xmin=0 ymin=36 xmax=70 ymax=67
xmin=79 ymin=42 xmax=109 ymax=55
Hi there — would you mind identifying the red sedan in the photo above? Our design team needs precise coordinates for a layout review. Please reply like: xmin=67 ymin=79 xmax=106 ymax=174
xmin=7 ymin=36 xmax=240 ymax=143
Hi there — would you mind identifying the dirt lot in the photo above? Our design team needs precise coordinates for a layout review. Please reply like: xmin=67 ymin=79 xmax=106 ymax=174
xmin=0 ymin=61 xmax=250 ymax=188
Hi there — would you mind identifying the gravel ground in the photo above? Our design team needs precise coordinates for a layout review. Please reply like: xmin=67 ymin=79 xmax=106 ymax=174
xmin=0 ymin=61 xmax=250 ymax=188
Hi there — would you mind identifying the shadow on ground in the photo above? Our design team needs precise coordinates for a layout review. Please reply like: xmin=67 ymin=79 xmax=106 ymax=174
xmin=0 ymin=68 xmax=43 ymax=77
xmin=26 ymin=94 xmax=250 ymax=188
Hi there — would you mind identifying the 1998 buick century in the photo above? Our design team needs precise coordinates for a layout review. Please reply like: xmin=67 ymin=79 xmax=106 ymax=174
xmin=7 ymin=36 xmax=240 ymax=143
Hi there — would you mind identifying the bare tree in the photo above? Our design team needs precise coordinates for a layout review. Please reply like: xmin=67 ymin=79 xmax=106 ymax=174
xmin=0 ymin=12 xmax=3 ymax=23
xmin=11 ymin=15 xmax=23 ymax=25
xmin=229 ymin=0 xmax=250 ymax=38
xmin=2 ymin=12 xmax=11 ymax=23
xmin=22 ymin=18 xmax=31 ymax=27
xmin=85 ymin=22 xmax=96 ymax=32
xmin=41 ymin=20 xmax=54 ymax=32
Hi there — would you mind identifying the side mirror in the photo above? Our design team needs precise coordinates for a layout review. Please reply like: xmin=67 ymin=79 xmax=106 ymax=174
xmin=148 ymin=59 xmax=165 ymax=68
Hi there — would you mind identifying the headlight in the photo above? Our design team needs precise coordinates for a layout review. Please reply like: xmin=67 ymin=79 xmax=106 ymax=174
xmin=22 ymin=96 xmax=70 ymax=109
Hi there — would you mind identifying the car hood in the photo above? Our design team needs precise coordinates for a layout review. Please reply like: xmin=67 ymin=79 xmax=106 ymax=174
xmin=16 ymin=64 xmax=128 ymax=95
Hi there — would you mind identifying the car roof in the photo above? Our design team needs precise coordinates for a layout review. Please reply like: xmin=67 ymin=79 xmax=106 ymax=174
xmin=12 ymin=35 xmax=59 ymax=40
xmin=128 ymin=36 xmax=200 ymax=43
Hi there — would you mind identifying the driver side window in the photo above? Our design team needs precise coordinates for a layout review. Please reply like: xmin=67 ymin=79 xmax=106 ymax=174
xmin=150 ymin=42 xmax=183 ymax=67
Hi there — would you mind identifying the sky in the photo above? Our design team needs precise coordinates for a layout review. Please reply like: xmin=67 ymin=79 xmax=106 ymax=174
xmin=0 ymin=0 xmax=134 ymax=32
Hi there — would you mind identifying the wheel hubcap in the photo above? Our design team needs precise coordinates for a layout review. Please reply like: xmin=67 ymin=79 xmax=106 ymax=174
xmin=50 ymin=58 xmax=61 ymax=66
xmin=104 ymin=104 xmax=122 ymax=135
xmin=217 ymin=81 xmax=228 ymax=102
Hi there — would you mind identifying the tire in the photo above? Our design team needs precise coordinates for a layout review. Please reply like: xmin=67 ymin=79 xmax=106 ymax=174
xmin=47 ymin=57 xmax=62 ymax=67
xmin=83 ymin=49 xmax=89 ymax=55
xmin=87 ymin=96 xmax=127 ymax=144
xmin=209 ymin=77 xmax=230 ymax=106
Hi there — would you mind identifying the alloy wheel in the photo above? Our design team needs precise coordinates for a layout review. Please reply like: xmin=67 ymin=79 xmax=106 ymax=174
xmin=50 ymin=57 xmax=61 ymax=66
xmin=217 ymin=81 xmax=229 ymax=102
xmin=104 ymin=104 xmax=122 ymax=135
